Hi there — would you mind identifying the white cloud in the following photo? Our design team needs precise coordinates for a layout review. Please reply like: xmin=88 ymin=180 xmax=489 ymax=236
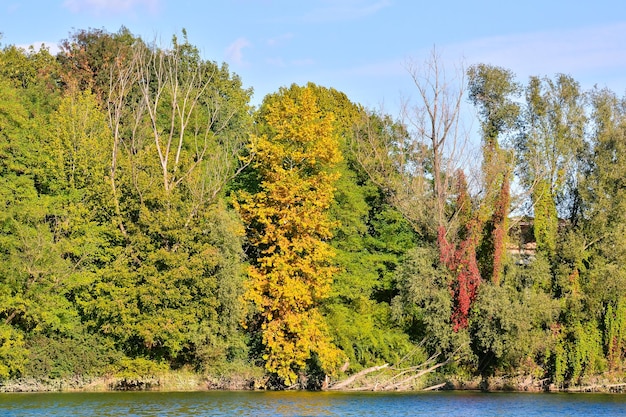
xmin=225 ymin=37 xmax=252 ymax=66
xmin=267 ymin=33 xmax=294 ymax=47
xmin=304 ymin=0 xmax=392 ymax=22
xmin=267 ymin=0 xmax=391 ymax=24
xmin=63 ymin=0 xmax=159 ymax=15
xmin=336 ymin=22 xmax=626 ymax=83
xmin=450 ymin=22 xmax=626 ymax=86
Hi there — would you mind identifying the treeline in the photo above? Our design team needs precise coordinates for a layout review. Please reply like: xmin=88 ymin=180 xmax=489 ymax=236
xmin=1 ymin=27 xmax=625 ymax=390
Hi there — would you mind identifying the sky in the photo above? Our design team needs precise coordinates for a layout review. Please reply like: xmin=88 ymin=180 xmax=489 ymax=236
xmin=2 ymin=0 xmax=626 ymax=116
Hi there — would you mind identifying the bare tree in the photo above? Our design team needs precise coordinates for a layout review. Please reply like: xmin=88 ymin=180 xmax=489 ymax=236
xmin=403 ymin=48 xmax=469 ymax=230
xmin=107 ymin=45 xmax=139 ymax=236
xmin=353 ymin=48 xmax=472 ymax=237
xmin=106 ymin=35 xmax=253 ymax=228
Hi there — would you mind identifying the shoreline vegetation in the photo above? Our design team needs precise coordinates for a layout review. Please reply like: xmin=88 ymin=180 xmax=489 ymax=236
xmin=3 ymin=372 xmax=626 ymax=394
xmin=3 ymin=27 xmax=626 ymax=395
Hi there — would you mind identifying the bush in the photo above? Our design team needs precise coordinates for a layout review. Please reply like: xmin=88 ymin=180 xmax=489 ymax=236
xmin=25 ymin=332 xmax=121 ymax=379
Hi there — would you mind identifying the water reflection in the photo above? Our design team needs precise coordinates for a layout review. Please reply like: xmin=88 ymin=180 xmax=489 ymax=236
xmin=1 ymin=390 xmax=626 ymax=416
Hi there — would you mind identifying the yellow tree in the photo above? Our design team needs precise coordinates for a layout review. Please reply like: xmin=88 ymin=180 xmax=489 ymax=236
xmin=236 ymin=85 xmax=343 ymax=385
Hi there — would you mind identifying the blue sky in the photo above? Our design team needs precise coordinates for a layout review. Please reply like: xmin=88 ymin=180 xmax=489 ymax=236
xmin=2 ymin=0 xmax=626 ymax=115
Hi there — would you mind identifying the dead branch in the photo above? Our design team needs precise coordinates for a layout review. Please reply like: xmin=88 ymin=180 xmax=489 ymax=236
xmin=379 ymin=358 xmax=450 ymax=391
xmin=328 ymin=363 xmax=389 ymax=390
xmin=422 ymin=382 xmax=447 ymax=391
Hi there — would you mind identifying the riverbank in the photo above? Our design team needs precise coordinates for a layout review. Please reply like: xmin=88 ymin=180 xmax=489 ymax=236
xmin=444 ymin=375 xmax=626 ymax=393
xmin=0 ymin=368 xmax=265 ymax=393
xmin=0 ymin=375 xmax=256 ymax=393
xmin=2 ymin=372 xmax=626 ymax=394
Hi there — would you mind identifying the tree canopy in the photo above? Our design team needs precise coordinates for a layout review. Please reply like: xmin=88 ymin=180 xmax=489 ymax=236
xmin=2 ymin=27 xmax=626 ymax=390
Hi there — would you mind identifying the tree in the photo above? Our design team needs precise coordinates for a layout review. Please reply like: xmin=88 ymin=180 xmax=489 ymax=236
xmin=437 ymin=171 xmax=481 ymax=331
xmin=604 ymin=298 xmax=626 ymax=372
xmin=236 ymin=85 xmax=344 ymax=385
xmin=58 ymin=27 xmax=136 ymax=97
xmin=467 ymin=64 xmax=519 ymax=161
xmin=469 ymin=281 xmax=558 ymax=377
xmin=467 ymin=64 xmax=519 ymax=285
xmin=515 ymin=74 xmax=586 ymax=260
xmin=106 ymin=32 xmax=252 ymax=227
xmin=0 ymin=324 xmax=27 ymax=380
xmin=304 ymin=84 xmax=423 ymax=375
xmin=76 ymin=31 xmax=253 ymax=367
xmin=0 ymin=48 xmax=87 ymax=380
xmin=353 ymin=49 xmax=481 ymax=333
xmin=392 ymin=244 xmax=471 ymax=356
xmin=577 ymin=88 xmax=626 ymax=373
xmin=353 ymin=49 xmax=469 ymax=238
xmin=351 ymin=109 xmax=432 ymax=236
xmin=403 ymin=49 xmax=469 ymax=233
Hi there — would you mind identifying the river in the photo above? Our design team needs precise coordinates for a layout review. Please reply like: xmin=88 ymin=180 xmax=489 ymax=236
xmin=1 ymin=390 xmax=626 ymax=416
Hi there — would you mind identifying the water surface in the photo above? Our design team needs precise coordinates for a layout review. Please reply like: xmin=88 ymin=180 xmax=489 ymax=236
xmin=1 ymin=390 xmax=626 ymax=416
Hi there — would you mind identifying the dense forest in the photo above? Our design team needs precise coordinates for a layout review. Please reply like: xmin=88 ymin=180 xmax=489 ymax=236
xmin=1 ymin=27 xmax=626 ymax=391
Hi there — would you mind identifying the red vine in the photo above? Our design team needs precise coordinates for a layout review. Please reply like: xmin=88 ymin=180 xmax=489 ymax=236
xmin=438 ymin=223 xmax=481 ymax=332
xmin=491 ymin=172 xmax=510 ymax=285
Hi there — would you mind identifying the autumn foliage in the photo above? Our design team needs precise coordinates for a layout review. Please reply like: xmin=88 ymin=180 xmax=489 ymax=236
xmin=235 ymin=85 xmax=344 ymax=385
xmin=5 ymin=30 xmax=626 ymax=389
xmin=490 ymin=172 xmax=510 ymax=285
xmin=437 ymin=172 xmax=482 ymax=331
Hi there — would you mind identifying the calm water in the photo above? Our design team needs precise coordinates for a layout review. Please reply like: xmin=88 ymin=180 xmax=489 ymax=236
xmin=1 ymin=390 xmax=626 ymax=416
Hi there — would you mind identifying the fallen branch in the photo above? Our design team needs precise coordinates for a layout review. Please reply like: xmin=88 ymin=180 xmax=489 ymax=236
xmin=386 ymin=360 xmax=450 ymax=391
xmin=328 ymin=363 xmax=389 ymax=390
xmin=330 ymin=345 xmax=466 ymax=391
xmin=422 ymin=382 xmax=446 ymax=391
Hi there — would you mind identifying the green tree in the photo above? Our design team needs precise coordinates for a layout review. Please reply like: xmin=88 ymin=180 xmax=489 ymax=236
xmin=0 ymin=46 xmax=90 ymax=379
xmin=353 ymin=50 xmax=468 ymax=238
xmin=73 ymin=31 xmax=252 ymax=368
xmin=577 ymin=88 xmax=626 ymax=374
xmin=304 ymin=84 xmax=423 ymax=373
xmin=0 ymin=324 xmax=27 ymax=379
xmin=471 ymin=269 xmax=559 ymax=377
xmin=392 ymin=245 xmax=470 ymax=357
xmin=515 ymin=74 xmax=586 ymax=261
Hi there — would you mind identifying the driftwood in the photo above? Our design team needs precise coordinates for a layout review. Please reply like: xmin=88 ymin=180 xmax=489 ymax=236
xmin=328 ymin=346 xmax=464 ymax=391
xmin=377 ymin=360 xmax=450 ymax=391
xmin=422 ymin=382 xmax=447 ymax=391
xmin=367 ymin=356 xmax=451 ymax=391
xmin=328 ymin=357 xmax=447 ymax=391
xmin=328 ymin=364 xmax=389 ymax=390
